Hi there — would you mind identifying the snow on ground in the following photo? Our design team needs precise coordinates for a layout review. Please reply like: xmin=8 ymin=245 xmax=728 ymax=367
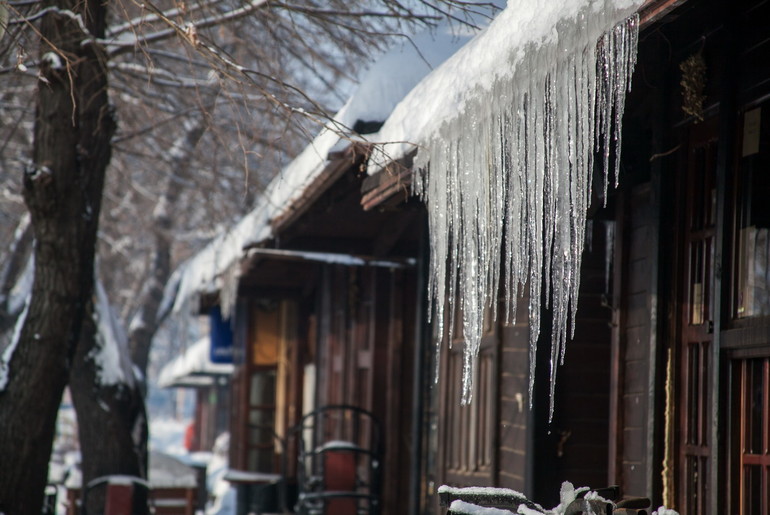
xmin=149 ymin=417 xmax=190 ymax=456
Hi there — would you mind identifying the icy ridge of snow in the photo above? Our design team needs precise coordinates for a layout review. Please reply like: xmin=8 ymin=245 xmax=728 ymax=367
xmin=368 ymin=0 xmax=641 ymax=414
xmin=165 ymin=17 xmax=495 ymax=318
xmin=450 ymin=501 xmax=515 ymax=514
xmin=438 ymin=486 xmax=528 ymax=497
xmin=440 ymin=482 xmax=617 ymax=515
xmin=7 ymin=252 xmax=33 ymax=316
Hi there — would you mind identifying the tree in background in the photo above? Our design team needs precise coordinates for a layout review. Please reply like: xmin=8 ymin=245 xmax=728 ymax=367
xmin=0 ymin=0 xmax=114 ymax=511
xmin=0 ymin=0 xmax=496 ymax=511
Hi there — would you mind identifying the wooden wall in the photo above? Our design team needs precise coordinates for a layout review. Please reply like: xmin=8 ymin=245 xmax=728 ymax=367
xmin=613 ymin=185 xmax=655 ymax=498
xmin=314 ymin=264 xmax=417 ymax=515
xmin=497 ymin=297 xmax=532 ymax=494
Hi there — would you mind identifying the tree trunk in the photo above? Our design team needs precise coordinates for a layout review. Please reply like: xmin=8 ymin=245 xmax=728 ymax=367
xmin=0 ymin=0 xmax=113 ymax=512
xmin=70 ymin=290 xmax=149 ymax=515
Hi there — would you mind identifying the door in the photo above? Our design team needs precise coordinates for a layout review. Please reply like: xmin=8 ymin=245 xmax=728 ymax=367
xmin=677 ymin=119 xmax=718 ymax=514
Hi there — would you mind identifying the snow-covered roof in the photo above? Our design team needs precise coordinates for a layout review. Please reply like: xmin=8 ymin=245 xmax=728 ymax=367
xmin=157 ymin=337 xmax=233 ymax=388
xmin=366 ymin=0 xmax=643 ymax=172
xmin=164 ymin=12 xmax=497 ymax=317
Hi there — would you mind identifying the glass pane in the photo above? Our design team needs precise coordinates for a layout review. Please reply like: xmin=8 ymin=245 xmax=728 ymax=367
xmin=746 ymin=359 xmax=764 ymax=455
xmin=691 ymin=147 xmax=706 ymax=230
xmin=248 ymin=447 xmax=274 ymax=472
xmin=686 ymin=456 xmax=699 ymax=506
xmin=252 ymin=305 xmax=281 ymax=365
xmin=250 ymin=370 xmax=276 ymax=407
xmin=249 ymin=410 xmax=275 ymax=443
xmin=687 ymin=344 xmax=700 ymax=445
xmin=743 ymin=465 xmax=760 ymax=514
xmin=691 ymin=242 xmax=705 ymax=325
xmin=735 ymin=226 xmax=770 ymax=318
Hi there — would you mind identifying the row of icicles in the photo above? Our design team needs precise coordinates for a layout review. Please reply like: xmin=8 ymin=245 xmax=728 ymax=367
xmin=414 ymin=13 xmax=639 ymax=420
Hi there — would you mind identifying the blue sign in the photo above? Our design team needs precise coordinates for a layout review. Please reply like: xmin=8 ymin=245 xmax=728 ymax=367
xmin=209 ymin=307 xmax=234 ymax=364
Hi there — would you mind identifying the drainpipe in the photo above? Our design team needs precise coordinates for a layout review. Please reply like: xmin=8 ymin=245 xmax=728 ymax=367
xmin=409 ymin=215 xmax=428 ymax=515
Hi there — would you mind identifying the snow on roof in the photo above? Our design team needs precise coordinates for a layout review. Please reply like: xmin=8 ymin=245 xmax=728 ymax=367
xmin=166 ymin=13 xmax=496 ymax=317
xmin=157 ymin=336 xmax=233 ymax=388
xmin=366 ymin=0 xmax=643 ymax=172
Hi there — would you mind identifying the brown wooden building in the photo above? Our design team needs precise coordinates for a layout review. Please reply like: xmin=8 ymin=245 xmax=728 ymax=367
xmin=411 ymin=0 xmax=770 ymax=512
xmin=418 ymin=1 xmax=770 ymax=512
xmin=222 ymin=145 xmax=426 ymax=514
xmin=174 ymin=1 xmax=770 ymax=513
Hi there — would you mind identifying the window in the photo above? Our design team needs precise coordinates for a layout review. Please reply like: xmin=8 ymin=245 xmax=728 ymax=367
xmin=733 ymin=357 xmax=770 ymax=514
xmin=440 ymin=304 xmax=498 ymax=486
xmin=733 ymin=107 xmax=770 ymax=319
xmin=231 ymin=299 xmax=296 ymax=473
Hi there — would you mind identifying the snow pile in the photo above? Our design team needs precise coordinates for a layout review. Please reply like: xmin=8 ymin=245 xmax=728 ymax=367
xmin=165 ymin=13 xmax=496 ymax=319
xmin=450 ymin=500 xmax=516 ymax=514
xmin=441 ymin=482 xmax=618 ymax=514
xmin=369 ymin=0 xmax=641 ymax=412
xmin=206 ymin=432 xmax=236 ymax=515
xmin=652 ymin=508 xmax=679 ymax=515
xmin=148 ymin=451 xmax=198 ymax=488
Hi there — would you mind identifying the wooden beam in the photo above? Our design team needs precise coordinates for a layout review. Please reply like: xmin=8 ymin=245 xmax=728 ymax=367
xmin=270 ymin=143 xmax=369 ymax=234
xmin=245 ymin=247 xmax=416 ymax=269
xmin=639 ymin=0 xmax=689 ymax=26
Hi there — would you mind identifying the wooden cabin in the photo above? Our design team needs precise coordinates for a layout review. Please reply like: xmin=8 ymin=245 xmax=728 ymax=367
xmin=359 ymin=0 xmax=770 ymax=513
xmin=223 ymin=145 xmax=426 ymax=515
xmin=174 ymin=1 xmax=770 ymax=513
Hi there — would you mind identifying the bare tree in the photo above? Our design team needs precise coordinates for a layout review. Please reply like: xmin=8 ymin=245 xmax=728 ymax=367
xmin=0 ymin=0 xmax=496 ymax=511
xmin=0 ymin=0 xmax=114 ymax=511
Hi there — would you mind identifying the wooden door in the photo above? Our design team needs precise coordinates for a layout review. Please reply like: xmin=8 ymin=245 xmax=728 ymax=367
xmin=677 ymin=120 xmax=719 ymax=514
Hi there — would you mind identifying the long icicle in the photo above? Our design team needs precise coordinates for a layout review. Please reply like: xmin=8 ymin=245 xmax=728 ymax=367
xmin=415 ymin=13 xmax=639 ymax=417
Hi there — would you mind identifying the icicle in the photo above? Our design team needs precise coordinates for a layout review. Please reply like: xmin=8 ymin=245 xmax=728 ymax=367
xmin=415 ymin=9 xmax=640 ymax=411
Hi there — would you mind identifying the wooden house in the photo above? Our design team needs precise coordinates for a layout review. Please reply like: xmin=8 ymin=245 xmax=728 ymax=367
xmin=358 ymin=0 xmax=770 ymax=513
xmin=165 ymin=1 xmax=770 ymax=513
xmin=400 ymin=0 xmax=770 ymax=512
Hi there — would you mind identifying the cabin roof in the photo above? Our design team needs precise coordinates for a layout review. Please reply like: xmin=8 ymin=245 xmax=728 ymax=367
xmin=161 ymin=15 xmax=492 ymax=316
